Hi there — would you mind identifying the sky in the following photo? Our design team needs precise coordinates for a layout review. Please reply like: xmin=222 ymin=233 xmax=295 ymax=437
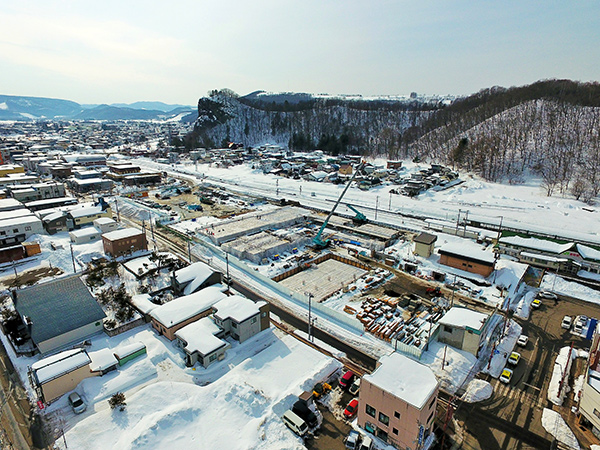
xmin=0 ymin=1 xmax=599 ymax=105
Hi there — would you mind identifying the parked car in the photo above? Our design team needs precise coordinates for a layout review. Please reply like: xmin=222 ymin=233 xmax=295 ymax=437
xmin=349 ymin=378 xmax=361 ymax=395
xmin=499 ymin=368 xmax=513 ymax=384
xmin=344 ymin=430 xmax=361 ymax=449
xmin=517 ymin=335 xmax=529 ymax=347
xmin=339 ymin=370 xmax=354 ymax=389
xmin=344 ymin=398 xmax=359 ymax=419
xmin=282 ymin=410 xmax=308 ymax=437
xmin=531 ymin=298 xmax=541 ymax=309
xmin=508 ymin=352 xmax=521 ymax=366
xmin=538 ymin=290 xmax=558 ymax=300
xmin=68 ymin=392 xmax=86 ymax=414
xmin=561 ymin=316 xmax=572 ymax=330
xmin=359 ymin=436 xmax=374 ymax=450
xmin=292 ymin=400 xmax=318 ymax=428
xmin=574 ymin=321 xmax=584 ymax=334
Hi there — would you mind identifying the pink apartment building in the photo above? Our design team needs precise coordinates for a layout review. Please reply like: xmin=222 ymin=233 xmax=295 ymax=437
xmin=358 ymin=352 xmax=439 ymax=449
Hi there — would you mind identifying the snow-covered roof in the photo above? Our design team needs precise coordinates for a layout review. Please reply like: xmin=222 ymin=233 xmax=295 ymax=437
xmin=520 ymin=252 xmax=568 ymax=263
xmin=114 ymin=342 xmax=146 ymax=359
xmin=364 ymin=352 xmax=438 ymax=409
xmin=150 ymin=285 xmax=228 ymax=327
xmin=0 ymin=215 xmax=41 ymax=227
xmin=576 ymin=244 xmax=600 ymax=261
xmin=42 ymin=211 xmax=65 ymax=222
xmin=94 ymin=217 xmax=116 ymax=225
xmin=175 ymin=317 xmax=226 ymax=356
xmin=69 ymin=206 xmax=105 ymax=218
xmin=438 ymin=307 xmax=488 ymax=331
xmin=500 ymin=236 xmax=574 ymax=255
xmin=71 ymin=177 xmax=108 ymax=185
xmin=130 ymin=294 xmax=158 ymax=314
xmin=174 ymin=261 xmax=216 ymax=295
xmin=88 ymin=348 xmax=118 ymax=372
xmin=438 ymin=241 xmax=496 ymax=265
xmin=102 ymin=228 xmax=144 ymax=241
xmin=213 ymin=295 xmax=264 ymax=323
xmin=32 ymin=349 xmax=91 ymax=384
xmin=69 ymin=227 xmax=101 ymax=238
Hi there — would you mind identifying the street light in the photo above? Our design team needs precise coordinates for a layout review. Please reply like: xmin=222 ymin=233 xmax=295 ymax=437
xmin=305 ymin=292 xmax=314 ymax=342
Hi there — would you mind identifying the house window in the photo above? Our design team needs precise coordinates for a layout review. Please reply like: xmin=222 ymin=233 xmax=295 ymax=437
xmin=209 ymin=354 xmax=217 ymax=362
xmin=379 ymin=412 xmax=389 ymax=426
xmin=0 ymin=231 xmax=5 ymax=236
xmin=251 ymin=317 xmax=257 ymax=324
xmin=429 ymin=397 xmax=436 ymax=410
xmin=13 ymin=229 xmax=18 ymax=233
xmin=444 ymin=326 xmax=453 ymax=333
xmin=366 ymin=404 xmax=376 ymax=418
xmin=594 ymin=408 xmax=600 ymax=419
xmin=232 ymin=322 xmax=237 ymax=329
xmin=25 ymin=226 xmax=31 ymax=231
xmin=394 ymin=411 xmax=400 ymax=419
xmin=392 ymin=428 xmax=398 ymax=435
xmin=261 ymin=312 xmax=267 ymax=318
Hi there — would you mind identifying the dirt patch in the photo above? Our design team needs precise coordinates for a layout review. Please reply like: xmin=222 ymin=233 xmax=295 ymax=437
xmin=1 ymin=266 xmax=64 ymax=290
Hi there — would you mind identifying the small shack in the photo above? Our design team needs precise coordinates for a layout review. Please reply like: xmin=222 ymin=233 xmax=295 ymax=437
xmin=114 ymin=342 xmax=147 ymax=366
xmin=413 ymin=232 xmax=437 ymax=258
xmin=88 ymin=348 xmax=118 ymax=375
xmin=31 ymin=348 xmax=92 ymax=403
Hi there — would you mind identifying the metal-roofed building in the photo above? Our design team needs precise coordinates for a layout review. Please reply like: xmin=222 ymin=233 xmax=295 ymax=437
xmin=14 ymin=275 xmax=106 ymax=354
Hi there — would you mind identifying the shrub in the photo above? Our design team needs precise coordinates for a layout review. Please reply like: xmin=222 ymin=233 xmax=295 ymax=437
xmin=108 ymin=392 xmax=126 ymax=411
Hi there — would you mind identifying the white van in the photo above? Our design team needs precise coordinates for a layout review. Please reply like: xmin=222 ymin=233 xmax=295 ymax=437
xmin=359 ymin=435 xmax=373 ymax=450
xmin=282 ymin=410 xmax=309 ymax=436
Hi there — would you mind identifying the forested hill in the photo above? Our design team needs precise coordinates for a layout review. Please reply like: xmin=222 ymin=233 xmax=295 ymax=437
xmin=191 ymin=89 xmax=445 ymax=155
xmin=192 ymin=80 xmax=600 ymax=199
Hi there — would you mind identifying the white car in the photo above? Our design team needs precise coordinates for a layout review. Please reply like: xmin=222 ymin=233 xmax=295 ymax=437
xmin=517 ymin=335 xmax=529 ymax=347
xmin=68 ymin=392 xmax=86 ymax=414
xmin=538 ymin=291 xmax=558 ymax=300
xmin=561 ymin=316 xmax=572 ymax=330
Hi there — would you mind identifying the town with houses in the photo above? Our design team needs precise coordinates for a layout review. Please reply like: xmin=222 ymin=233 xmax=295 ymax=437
xmin=0 ymin=119 xmax=600 ymax=450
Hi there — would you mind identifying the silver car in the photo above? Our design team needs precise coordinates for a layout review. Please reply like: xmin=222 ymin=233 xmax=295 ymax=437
xmin=68 ymin=392 xmax=86 ymax=414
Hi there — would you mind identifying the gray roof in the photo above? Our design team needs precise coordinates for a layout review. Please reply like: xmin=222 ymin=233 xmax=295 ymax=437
xmin=15 ymin=275 xmax=105 ymax=345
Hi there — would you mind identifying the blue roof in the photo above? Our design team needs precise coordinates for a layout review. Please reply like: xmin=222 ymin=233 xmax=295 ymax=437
xmin=15 ymin=275 xmax=105 ymax=346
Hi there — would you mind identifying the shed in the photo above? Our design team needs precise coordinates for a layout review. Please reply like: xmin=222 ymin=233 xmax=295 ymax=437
xmin=31 ymin=348 xmax=92 ymax=402
xmin=93 ymin=217 xmax=118 ymax=233
xmin=437 ymin=307 xmax=490 ymax=355
xmin=413 ymin=232 xmax=437 ymax=258
xmin=88 ymin=348 xmax=118 ymax=375
xmin=69 ymin=227 xmax=102 ymax=244
xmin=114 ymin=342 xmax=147 ymax=366
xmin=438 ymin=242 xmax=496 ymax=277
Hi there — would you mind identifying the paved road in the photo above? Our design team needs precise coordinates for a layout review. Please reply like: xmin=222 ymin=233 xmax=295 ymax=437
xmin=455 ymin=293 xmax=600 ymax=449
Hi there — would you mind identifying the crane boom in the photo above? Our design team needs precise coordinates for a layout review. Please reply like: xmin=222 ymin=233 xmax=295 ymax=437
xmin=313 ymin=162 xmax=364 ymax=248
xmin=347 ymin=204 xmax=368 ymax=224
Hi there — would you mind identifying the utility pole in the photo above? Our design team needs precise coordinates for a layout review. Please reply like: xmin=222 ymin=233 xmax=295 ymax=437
xmin=463 ymin=210 xmax=469 ymax=236
xmin=496 ymin=216 xmax=504 ymax=243
xmin=455 ymin=209 xmax=461 ymax=235
xmin=70 ymin=244 xmax=76 ymax=273
xmin=306 ymin=292 xmax=314 ymax=342
xmin=115 ymin=198 xmax=120 ymax=222
xmin=187 ymin=241 xmax=192 ymax=263
xmin=375 ymin=196 xmax=379 ymax=221
xmin=388 ymin=191 xmax=392 ymax=210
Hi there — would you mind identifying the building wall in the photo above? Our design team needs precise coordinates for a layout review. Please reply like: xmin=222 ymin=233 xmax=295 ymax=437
xmin=72 ymin=209 xmax=112 ymax=228
xmin=439 ymin=254 xmax=494 ymax=277
xmin=103 ymin=232 xmax=147 ymax=257
xmin=437 ymin=325 xmax=466 ymax=351
xmin=580 ymin=378 xmax=600 ymax=433
xmin=414 ymin=241 xmax=434 ymax=258
xmin=37 ymin=321 xmax=104 ymax=354
xmin=235 ymin=313 xmax=262 ymax=343
xmin=259 ymin=303 xmax=270 ymax=332
xmin=70 ymin=231 xmax=101 ymax=244
xmin=357 ymin=378 xmax=438 ymax=448
xmin=40 ymin=364 xmax=93 ymax=403
xmin=0 ymin=218 xmax=44 ymax=240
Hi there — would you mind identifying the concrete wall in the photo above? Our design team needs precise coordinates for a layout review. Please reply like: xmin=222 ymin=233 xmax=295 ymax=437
xmin=437 ymin=325 xmax=466 ymax=351
xmin=357 ymin=377 xmax=437 ymax=448
xmin=414 ymin=241 xmax=434 ymax=258
xmin=40 ymin=364 xmax=93 ymax=403
xmin=37 ymin=321 xmax=104 ymax=354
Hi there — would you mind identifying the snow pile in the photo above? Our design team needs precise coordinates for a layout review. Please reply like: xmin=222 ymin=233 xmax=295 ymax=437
xmin=481 ymin=318 xmax=522 ymax=379
xmin=462 ymin=379 xmax=493 ymax=403
xmin=573 ymin=375 xmax=585 ymax=403
xmin=420 ymin=341 xmax=478 ymax=394
xmin=59 ymin=334 xmax=340 ymax=450
xmin=541 ymin=408 xmax=580 ymax=450
xmin=541 ymin=273 xmax=600 ymax=305
xmin=513 ymin=289 xmax=536 ymax=319
xmin=548 ymin=346 xmax=576 ymax=406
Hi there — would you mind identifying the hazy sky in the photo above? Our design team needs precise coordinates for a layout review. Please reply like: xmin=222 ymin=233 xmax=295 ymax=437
xmin=1 ymin=1 xmax=598 ymax=105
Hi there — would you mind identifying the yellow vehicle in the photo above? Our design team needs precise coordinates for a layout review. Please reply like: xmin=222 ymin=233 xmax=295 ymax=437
xmin=313 ymin=382 xmax=331 ymax=399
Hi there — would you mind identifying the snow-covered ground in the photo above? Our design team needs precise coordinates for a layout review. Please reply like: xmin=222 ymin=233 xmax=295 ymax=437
xmin=541 ymin=408 xmax=580 ymax=450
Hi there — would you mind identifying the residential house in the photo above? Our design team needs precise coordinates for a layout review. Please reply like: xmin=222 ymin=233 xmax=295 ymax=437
xmin=102 ymin=228 xmax=147 ymax=257
xmin=0 ymin=215 xmax=44 ymax=247
xmin=14 ymin=275 xmax=106 ymax=354
xmin=69 ymin=227 xmax=102 ymax=244
xmin=149 ymin=285 xmax=228 ymax=340
xmin=172 ymin=261 xmax=222 ymax=296
xmin=175 ymin=317 xmax=229 ymax=368
xmin=212 ymin=295 xmax=270 ymax=343
xmin=436 ymin=307 xmax=490 ymax=356
xmin=93 ymin=217 xmax=118 ymax=233
xmin=358 ymin=353 xmax=439 ymax=448
xmin=68 ymin=203 xmax=112 ymax=229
